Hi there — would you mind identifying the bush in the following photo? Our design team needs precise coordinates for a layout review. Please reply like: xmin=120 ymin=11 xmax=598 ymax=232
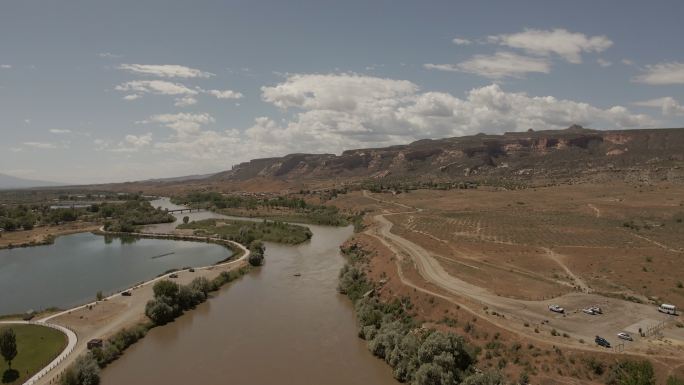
xmin=61 ymin=353 xmax=100 ymax=385
xmin=248 ymin=240 xmax=265 ymax=266
xmin=607 ymin=360 xmax=654 ymax=385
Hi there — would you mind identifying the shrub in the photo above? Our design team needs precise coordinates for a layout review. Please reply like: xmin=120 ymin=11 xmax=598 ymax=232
xmin=607 ymin=360 xmax=654 ymax=385
xmin=61 ymin=353 xmax=100 ymax=385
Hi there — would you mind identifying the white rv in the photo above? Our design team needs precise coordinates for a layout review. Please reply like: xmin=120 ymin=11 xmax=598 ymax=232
xmin=658 ymin=303 xmax=677 ymax=315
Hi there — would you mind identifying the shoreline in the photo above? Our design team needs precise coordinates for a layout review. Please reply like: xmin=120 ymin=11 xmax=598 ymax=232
xmin=9 ymin=226 xmax=250 ymax=385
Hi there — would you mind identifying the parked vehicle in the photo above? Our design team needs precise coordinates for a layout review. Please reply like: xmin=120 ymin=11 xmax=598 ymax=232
xmin=658 ymin=303 xmax=677 ymax=315
xmin=617 ymin=332 xmax=633 ymax=341
xmin=595 ymin=335 xmax=611 ymax=348
xmin=169 ymin=273 xmax=179 ymax=278
xmin=121 ymin=291 xmax=132 ymax=296
xmin=188 ymin=268 xmax=195 ymax=272
xmin=583 ymin=308 xmax=598 ymax=315
xmin=549 ymin=304 xmax=565 ymax=314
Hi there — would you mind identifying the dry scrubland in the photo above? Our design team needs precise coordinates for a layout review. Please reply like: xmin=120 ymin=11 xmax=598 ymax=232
xmin=358 ymin=183 xmax=684 ymax=305
xmin=332 ymin=183 xmax=684 ymax=383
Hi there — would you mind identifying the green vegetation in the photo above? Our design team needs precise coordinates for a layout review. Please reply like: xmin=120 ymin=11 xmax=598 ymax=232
xmin=60 ymin=353 xmax=100 ymax=385
xmin=178 ymin=218 xmax=312 ymax=245
xmin=607 ymin=360 xmax=655 ymax=385
xmin=89 ymin=324 xmax=149 ymax=368
xmin=248 ymin=240 xmax=265 ymax=266
xmin=0 ymin=324 xmax=67 ymax=384
xmin=337 ymin=242 xmax=493 ymax=385
xmin=0 ymin=195 xmax=174 ymax=234
xmin=146 ymin=268 xmax=249 ymax=326
xmin=0 ymin=328 xmax=17 ymax=369
xmin=173 ymin=192 xmax=349 ymax=226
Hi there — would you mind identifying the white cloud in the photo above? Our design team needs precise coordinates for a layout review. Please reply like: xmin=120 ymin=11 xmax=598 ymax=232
xmin=452 ymin=37 xmax=471 ymax=45
xmin=143 ymin=112 xmax=215 ymax=137
xmin=622 ymin=59 xmax=634 ymax=66
xmin=98 ymin=52 xmax=122 ymax=59
xmin=252 ymin=73 xmax=652 ymax=155
xmin=488 ymin=28 xmax=612 ymax=63
xmin=0 ymin=64 xmax=11 ymax=69
xmin=597 ymin=58 xmax=612 ymax=67
xmin=123 ymin=94 xmax=142 ymax=101
xmin=49 ymin=129 xmax=72 ymax=134
xmin=633 ymin=62 xmax=684 ymax=85
xmin=118 ymin=64 xmax=214 ymax=78
xmin=426 ymin=52 xmax=551 ymax=79
xmin=112 ymin=73 xmax=654 ymax=171
xmin=174 ymin=96 xmax=198 ymax=107
xmin=23 ymin=142 xmax=57 ymax=149
xmin=207 ymin=89 xmax=244 ymax=99
xmin=115 ymin=80 xmax=198 ymax=96
xmin=634 ymin=97 xmax=684 ymax=115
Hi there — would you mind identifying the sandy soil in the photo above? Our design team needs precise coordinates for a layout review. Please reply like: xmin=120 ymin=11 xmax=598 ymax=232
xmin=338 ymin=186 xmax=684 ymax=383
xmin=0 ymin=222 xmax=100 ymax=249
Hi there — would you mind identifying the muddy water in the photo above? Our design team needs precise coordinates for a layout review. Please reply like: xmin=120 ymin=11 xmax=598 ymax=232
xmin=101 ymin=223 xmax=398 ymax=385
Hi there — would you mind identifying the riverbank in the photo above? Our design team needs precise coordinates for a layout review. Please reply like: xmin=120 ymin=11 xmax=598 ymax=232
xmin=0 ymin=222 xmax=100 ymax=250
xmin=30 ymin=232 xmax=250 ymax=385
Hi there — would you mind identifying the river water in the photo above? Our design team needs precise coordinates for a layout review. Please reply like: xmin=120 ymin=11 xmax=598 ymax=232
xmin=102 ymin=217 xmax=398 ymax=384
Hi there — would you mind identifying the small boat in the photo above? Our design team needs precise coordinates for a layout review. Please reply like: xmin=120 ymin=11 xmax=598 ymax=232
xmin=293 ymin=273 xmax=301 ymax=277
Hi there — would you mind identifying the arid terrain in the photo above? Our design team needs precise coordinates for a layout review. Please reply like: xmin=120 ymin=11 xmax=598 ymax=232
xmin=329 ymin=182 xmax=684 ymax=383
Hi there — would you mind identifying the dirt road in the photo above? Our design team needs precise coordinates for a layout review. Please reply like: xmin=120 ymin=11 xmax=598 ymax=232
xmin=363 ymin=191 xmax=683 ymax=357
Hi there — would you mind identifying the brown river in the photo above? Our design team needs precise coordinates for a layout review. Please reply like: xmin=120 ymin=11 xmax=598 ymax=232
xmin=101 ymin=217 xmax=398 ymax=385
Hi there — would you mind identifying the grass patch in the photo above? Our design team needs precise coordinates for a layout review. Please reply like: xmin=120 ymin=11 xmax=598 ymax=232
xmin=178 ymin=218 xmax=312 ymax=245
xmin=0 ymin=324 xmax=67 ymax=384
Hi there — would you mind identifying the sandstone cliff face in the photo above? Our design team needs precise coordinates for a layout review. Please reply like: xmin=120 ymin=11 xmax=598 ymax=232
xmin=211 ymin=126 xmax=684 ymax=185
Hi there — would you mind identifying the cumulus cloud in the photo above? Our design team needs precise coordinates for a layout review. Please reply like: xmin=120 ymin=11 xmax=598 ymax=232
xmin=118 ymin=64 xmax=214 ymax=78
xmin=115 ymin=80 xmax=198 ymax=96
xmin=174 ymin=96 xmax=198 ymax=107
xmin=634 ymin=97 xmax=684 ymax=115
xmin=123 ymin=94 xmax=142 ymax=101
xmin=426 ymin=52 xmax=551 ymax=79
xmin=452 ymin=37 xmax=471 ymax=45
xmin=206 ymin=89 xmax=244 ymax=99
xmin=0 ymin=64 xmax=11 ymax=69
xmin=49 ymin=129 xmax=72 ymax=134
xmin=488 ymin=28 xmax=612 ymax=63
xmin=125 ymin=133 xmax=153 ymax=147
xmin=98 ymin=52 xmax=122 ymax=59
xmin=142 ymin=112 xmax=215 ymax=137
xmin=633 ymin=61 xmax=684 ymax=85
xmin=597 ymin=58 xmax=612 ymax=67
xmin=114 ymin=73 xmax=654 ymax=170
xmin=251 ymin=73 xmax=652 ymax=154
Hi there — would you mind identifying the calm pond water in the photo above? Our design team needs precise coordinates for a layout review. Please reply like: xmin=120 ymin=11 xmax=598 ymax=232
xmin=0 ymin=233 xmax=231 ymax=315
xmin=102 ymin=223 xmax=399 ymax=385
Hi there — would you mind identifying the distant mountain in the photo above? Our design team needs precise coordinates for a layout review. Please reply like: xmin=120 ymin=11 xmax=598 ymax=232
xmin=0 ymin=173 xmax=63 ymax=190
xmin=102 ymin=126 xmax=684 ymax=194
xmin=210 ymin=126 xmax=684 ymax=186
xmin=141 ymin=173 xmax=217 ymax=183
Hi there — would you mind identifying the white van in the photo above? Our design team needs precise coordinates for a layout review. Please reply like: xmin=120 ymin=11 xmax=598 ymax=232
xmin=658 ymin=304 xmax=677 ymax=315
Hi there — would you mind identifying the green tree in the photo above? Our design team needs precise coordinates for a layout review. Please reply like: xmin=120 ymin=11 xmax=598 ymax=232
xmin=462 ymin=370 xmax=506 ymax=385
xmin=152 ymin=280 xmax=179 ymax=301
xmin=183 ymin=216 xmax=189 ymax=224
xmin=61 ymin=353 xmax=100 ymax=385
xmin=0 ymin=328 xmax=18 ymax=369
xmin=144 ymin=299 xmax=175 ymax=325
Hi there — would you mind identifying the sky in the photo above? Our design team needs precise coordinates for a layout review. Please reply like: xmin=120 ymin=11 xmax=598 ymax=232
xmin=1 ymin=0 xmax=683 ymax=184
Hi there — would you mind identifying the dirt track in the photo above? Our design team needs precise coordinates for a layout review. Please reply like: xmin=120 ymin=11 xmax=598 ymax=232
xmin=363 ymin=191 xmax=684 ymax=358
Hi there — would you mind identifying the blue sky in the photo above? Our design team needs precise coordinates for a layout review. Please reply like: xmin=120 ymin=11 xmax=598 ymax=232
xmin=1 ymin=0 xmax=683 ymax=183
